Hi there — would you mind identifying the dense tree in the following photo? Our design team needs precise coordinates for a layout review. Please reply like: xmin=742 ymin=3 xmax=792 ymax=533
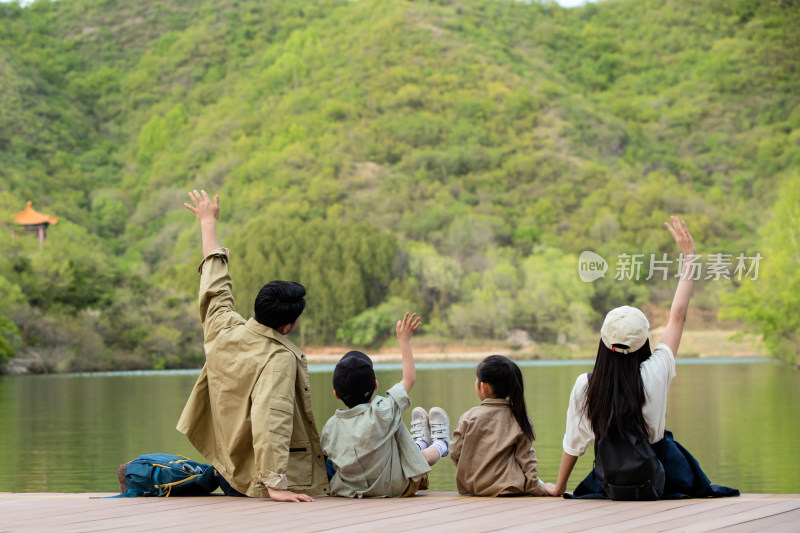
xmin=722 ymin=177 xmax=800 ymax=365
xmin=227 ymin=216 xmax=397 ymax=344
xmin=1 ymin=0 xmax=798 ymax=371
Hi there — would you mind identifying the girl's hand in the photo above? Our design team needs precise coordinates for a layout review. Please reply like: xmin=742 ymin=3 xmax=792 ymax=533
xmin=185 ymin=189 xmax=220 ymax=224
xmin=396 ymin=312 xmax=421 ymax=343
xmin=664 ymin=215 xmax=696 ymax=258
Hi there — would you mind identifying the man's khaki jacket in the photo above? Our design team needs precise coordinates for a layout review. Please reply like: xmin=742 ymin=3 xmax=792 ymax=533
xmin=177 ymin=248 xmax=329 ymax=498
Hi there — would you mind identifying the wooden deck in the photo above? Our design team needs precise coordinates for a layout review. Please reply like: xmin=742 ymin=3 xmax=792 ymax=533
xmin=1 ymin=492 xmax=798 ymax=532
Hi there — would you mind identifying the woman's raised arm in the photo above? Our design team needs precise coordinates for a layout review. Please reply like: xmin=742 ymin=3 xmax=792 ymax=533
xmin=660 ymin=216 xmax=697 ymax=357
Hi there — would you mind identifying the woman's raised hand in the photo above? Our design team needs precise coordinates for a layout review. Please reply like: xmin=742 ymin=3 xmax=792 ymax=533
xmin=664 ymin=215 xmax=696 ymax=258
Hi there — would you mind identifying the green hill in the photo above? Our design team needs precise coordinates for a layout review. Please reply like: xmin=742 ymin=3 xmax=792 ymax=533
xmin=1 ymin=0 xmax=798 ymax=371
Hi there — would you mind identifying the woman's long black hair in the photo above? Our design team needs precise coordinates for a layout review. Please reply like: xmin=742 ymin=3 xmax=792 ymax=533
xmin=477 ymin=355 xmax=534 ymax=441
xmin=583 ymin=338 xmax=653 ymax=440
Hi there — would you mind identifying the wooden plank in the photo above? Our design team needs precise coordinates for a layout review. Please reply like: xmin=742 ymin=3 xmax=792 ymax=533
xmin=1 ymin=493 xmax=798 ymax=533
xmin=669 ymin=500 xmax=800 ymax=533
xmin=4 ymin=496 xmax=214 ymax=519
xmin=141 ymin=495 xmax=485 ymax=532
xmin=286 ymin=494 xmax=509 ymax=533
xmin=711 ymin=508 xmax=800 ymax=533
xmin=88 ymin=497 xmax=286 ymax=532
xmin=324 ymin=497 xmax=548 ymax=533
xmin=342 ymin=498 xmax=614 ymax=533
xmin=551 ymin=499 xmax=707 ymax=532
xmin=1 ymin=494 xmax=242 ymax=531
xmin=578 ymin=498 xmax=763 ymax=532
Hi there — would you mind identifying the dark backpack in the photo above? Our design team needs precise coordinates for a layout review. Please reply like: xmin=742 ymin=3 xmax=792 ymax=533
xmin=117 ymin=453 xmax=220 ymax=497
xmin=585 ymin=372 xmax=665 ymax=501
xmin=594 ymin=429 xmax=665 ymax=501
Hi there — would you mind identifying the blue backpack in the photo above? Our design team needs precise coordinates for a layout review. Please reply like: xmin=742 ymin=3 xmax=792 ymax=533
xmin=117 ymin=453 xmax=220 ymax=497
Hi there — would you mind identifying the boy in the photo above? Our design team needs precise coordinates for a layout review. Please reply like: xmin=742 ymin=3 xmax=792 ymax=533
xmin=178 ymin=190 xmax=328 ymax=502
xmin=321 ymin=313 xmax=450 ymax=497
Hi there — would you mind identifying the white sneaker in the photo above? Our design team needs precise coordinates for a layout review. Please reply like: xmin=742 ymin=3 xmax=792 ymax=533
xmin=428 ymin=407 xmax=450 ymax=443
xmin=411 ymin=407 xmax=431 ymax=447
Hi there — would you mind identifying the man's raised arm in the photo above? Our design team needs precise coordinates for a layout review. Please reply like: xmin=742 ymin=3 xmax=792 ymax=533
xmin=185 ymin=189 xmax=236 ymax=333
xmin=185 ymin=189 xmax=220 ymax=258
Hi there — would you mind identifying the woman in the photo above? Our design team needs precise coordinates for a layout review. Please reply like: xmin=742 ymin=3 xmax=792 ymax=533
xmin=551 ymin=217 xmax=739 ymax=499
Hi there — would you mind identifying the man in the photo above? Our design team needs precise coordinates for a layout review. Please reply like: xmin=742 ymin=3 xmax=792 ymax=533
xmin=177 ymin=189 xmax=328 ymax=502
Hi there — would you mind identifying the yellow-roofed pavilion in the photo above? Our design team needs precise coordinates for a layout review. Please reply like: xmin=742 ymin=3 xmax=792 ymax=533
xmin=12 ymin=201 xmax=59 ymax=243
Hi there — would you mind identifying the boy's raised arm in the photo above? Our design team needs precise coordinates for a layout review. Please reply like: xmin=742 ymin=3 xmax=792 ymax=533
xmin=185 ymin=189 xmax=221 ymax=258
xmin=396 ymin=312 xmax=422 ymax=393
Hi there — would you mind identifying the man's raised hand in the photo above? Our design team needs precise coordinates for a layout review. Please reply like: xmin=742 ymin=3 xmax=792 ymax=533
xmin=186 ymin=190 xmax=221 ymax=257
xmin=185 ymin=189 xmax=220 ymax=223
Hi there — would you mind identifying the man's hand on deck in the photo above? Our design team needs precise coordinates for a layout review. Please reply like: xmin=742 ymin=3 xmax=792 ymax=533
xmin=185 ymin=189 xmax=219 ymax=223
xmin=544 ymin=482 xmax=560 ymax=496
xmin=267 ymin=487 xmax=315 ymax=502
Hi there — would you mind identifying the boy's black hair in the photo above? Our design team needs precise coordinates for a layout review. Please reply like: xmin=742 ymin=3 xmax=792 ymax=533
xmin=477 ymin=355 xmax=535 ymax=441
xmin=333 ymin=351 xmax=377 ymax=408
xmin=253 ymin=281 xmax=306 ymax=330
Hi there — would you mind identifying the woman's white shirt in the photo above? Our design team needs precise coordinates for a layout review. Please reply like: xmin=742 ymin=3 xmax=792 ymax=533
xmin=562 ymin=343 xmax=676 ymax=457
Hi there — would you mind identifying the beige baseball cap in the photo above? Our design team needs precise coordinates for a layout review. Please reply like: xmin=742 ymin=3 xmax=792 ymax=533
xmin=600 ymin=306 xmax=650 ymax=354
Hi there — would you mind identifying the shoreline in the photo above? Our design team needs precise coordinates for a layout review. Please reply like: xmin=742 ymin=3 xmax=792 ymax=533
xmin=305 ymin=328 xmax=767 ymax=363
xmin=2 ymin=329 xmax=768 ymax=375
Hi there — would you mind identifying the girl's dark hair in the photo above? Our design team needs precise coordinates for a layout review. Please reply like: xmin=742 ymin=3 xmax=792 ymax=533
xmin=477 ymin=355 xmax=534 ymax=441
xmin=583 ymin=338 xmax=653 ymax=440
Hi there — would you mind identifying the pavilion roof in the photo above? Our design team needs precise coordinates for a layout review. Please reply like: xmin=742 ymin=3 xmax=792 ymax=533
xmin=14 ymin=201 xmax=59 ymax=226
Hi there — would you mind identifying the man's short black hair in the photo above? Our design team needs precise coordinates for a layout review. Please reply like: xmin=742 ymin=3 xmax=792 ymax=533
xmin=253 ymin=281 xmax=306 ymax=330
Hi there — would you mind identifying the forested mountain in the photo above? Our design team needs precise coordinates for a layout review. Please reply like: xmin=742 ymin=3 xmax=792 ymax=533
xmin=1 ymin=0 xmax=798 ymax=371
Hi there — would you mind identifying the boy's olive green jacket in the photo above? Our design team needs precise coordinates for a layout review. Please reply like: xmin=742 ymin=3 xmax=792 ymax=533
xmin=177 ymin=248 xmax=329 ymax=498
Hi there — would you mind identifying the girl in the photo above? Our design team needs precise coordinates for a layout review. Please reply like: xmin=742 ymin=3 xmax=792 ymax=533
xmin=449 ymin=355 xmax=556 ymax=497
xmin=552 ymin=217 xmax=738 ymax=499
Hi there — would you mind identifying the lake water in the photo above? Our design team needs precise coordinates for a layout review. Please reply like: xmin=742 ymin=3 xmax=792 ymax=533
xmin=1 ymin=359 xmax=798 ymax=494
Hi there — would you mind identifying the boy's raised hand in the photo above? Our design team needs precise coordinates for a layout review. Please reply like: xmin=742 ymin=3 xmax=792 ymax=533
xmin=397 ymin=312 xmax=421 ymax=393
xmin=396 ymin=312 xmax=422 ymax=343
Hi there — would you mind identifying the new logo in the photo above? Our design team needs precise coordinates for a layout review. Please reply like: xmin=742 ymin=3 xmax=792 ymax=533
xmin=578 ymin=251 xmax=608 ymax=282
